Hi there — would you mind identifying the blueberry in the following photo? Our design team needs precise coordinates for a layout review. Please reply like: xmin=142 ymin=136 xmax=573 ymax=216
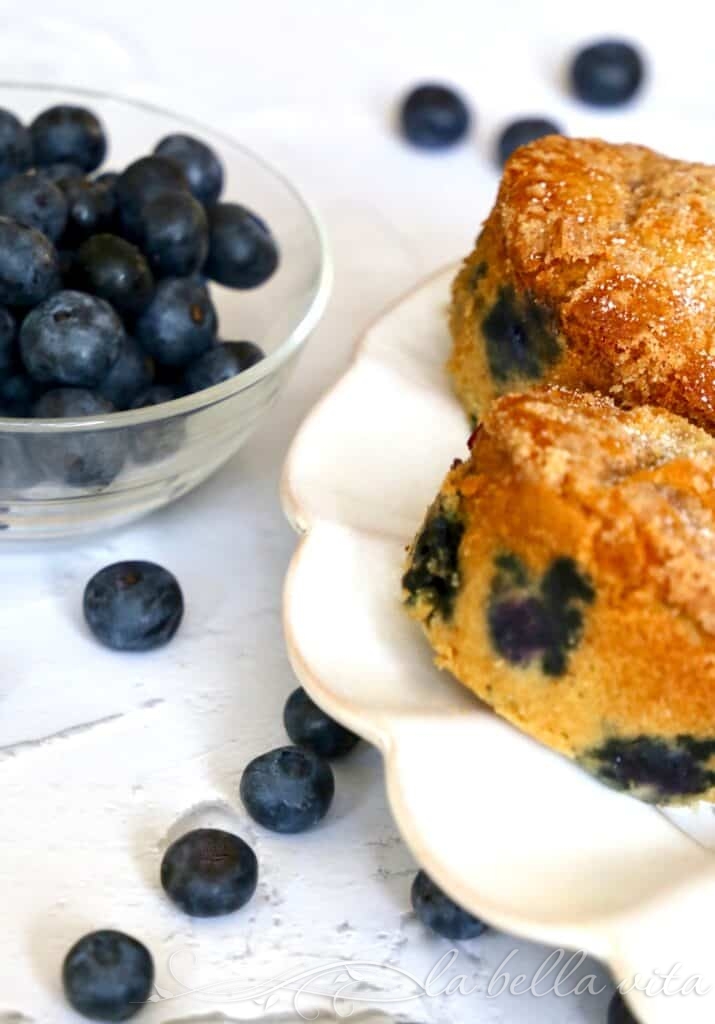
xmin=0 ymin=370 xmax=38 ymax=416
xmin=0 ymin=170 xmax=68 ymax=241
xmin=182 ymin=340 xmax=264 ymax=394
xmin=0 ymin=108 xmax=32 ymax=182
xmin=160 ymin=828 xmax=258 ymax=917
xmin=402 ymin=505 xmax=465 ymax=621
xmin=95 ymin=170 xmax=119 ymax=189
xmin=129 ymin=385 xmax=184 ymax=464
xmin=139 ymin=190 xmax=208 ymax=277
xmin=40 ymin=161 xmax=84 ymax=184
xmin=84 ymin=559 xmax=183 ymax=652
xmin=488 ymin=554 xmax=595 ymax=677
xmin=482 ymin=287 xmax=560 ymax=382
xmin=497 ymin=118 xmax=562 ymax=165
xmin=571 ymin=40 xmax=644 ymax=107
xmin=585 ymin=735 xmax=715 ymax=801
xmin=21 ymin=290 xmax=124 ymax=389
xmin=98 ymin=335 xmax=154 ymax=410
xmin=31 ymin=388 xmax=126 ymax=488
xmin=116 ymin=156 xmax=189 ymax=241
xmin=284 ymin=688 xmax=360 ymax=760
xmin=411 ymin=870 xmax=487 ymax=940
xmin=0 ymin=217 xmax=60 ymax=306
xmin=154 ymin=133 xmax=224 ymax=206
xmin=400 ymin=84 xmax=471 ymax=150
xmin=72 ymin=234 xmax=154 ymax=318
xmin=240 ymin=745 xmax=335 ymax=833
xmin=0 ymin=305 xmax=17 ymax=373
xmin=135 ymin=277 xmax=216 ymax=366
xmin=30 ymin=104 xmax=106 ymax=172
xmin=0 ymin=434 xmax=38 ymax=488
xmin=59 ymin=177 xmax=115 ymax=246
xmin=62 ymin=929 xmax=154 ymax=1022
xmin=608 ymin=991 xmax=636 ymax=1024
xmin=204 ymin=203 xmax=279 ymax=289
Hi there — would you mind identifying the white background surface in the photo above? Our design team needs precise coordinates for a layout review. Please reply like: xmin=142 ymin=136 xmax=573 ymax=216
xmin=0 ymin=1 xmax=708 ymax=1020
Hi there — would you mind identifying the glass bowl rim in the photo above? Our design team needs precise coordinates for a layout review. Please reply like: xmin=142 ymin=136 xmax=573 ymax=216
xmin=0 ymin=80 xmax=333 ymax=434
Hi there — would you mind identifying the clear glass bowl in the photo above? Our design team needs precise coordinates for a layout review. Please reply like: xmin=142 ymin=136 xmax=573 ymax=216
xmin=0 ymin=83 xmax=331 ymax=540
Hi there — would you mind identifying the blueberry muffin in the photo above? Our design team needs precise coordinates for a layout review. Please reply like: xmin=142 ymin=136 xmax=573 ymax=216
xmin=403 ymin=387 xmax=715 ymax=803
xmin=449 ymin=136 xmax=715 ymax=433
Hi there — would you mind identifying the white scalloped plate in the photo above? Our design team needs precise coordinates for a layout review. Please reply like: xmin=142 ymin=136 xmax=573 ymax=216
xmin=281 ymin=267 xmax=715 ymax=1024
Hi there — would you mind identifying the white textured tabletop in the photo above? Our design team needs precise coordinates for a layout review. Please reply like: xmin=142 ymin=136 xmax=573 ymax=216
xmin=0 ymin=1 xmax=708 ymax=1020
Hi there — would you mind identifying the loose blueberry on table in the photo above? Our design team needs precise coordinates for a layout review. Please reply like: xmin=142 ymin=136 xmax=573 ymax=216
xmin=400 ymin=83 xmax=471 ymax=150
xmin=497 ymin=117 xmax=562 ymax=165
xmin=411 ymin=870 xmax=487 ymax=940
xmin=62 ymin=929 xmax=154 ymax=1022
xmin=160 ymin=827 xmax=258 ymax=917
xmin=283 ymin=686 xmax=360 ymax=759
xmin=571 ymin=39 xmax=644 ymax=107
xmin=240 ymin=744 xmax=335 ymax=833
xmin=83 ymin=559 xmax=184 ymax=652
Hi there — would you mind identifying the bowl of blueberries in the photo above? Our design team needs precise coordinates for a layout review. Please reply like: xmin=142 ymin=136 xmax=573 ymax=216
xmin=0 ymin=83 xmax=331 ymax=539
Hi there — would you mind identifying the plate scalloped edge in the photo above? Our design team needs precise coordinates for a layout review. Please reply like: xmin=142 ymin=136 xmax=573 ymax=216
xmin=281 ymin=266 xmax=715 ymax=1024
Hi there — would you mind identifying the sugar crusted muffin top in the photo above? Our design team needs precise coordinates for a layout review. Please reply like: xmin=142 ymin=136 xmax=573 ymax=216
xmin=454 ymin=135 xmax=715 ymax=429
xmin=458 ymin=387 xmax=715 ymax=636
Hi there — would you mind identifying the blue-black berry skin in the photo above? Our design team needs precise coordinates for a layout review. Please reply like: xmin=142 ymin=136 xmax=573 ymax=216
xmin=0 ymin=216 xmax=60 ymax=306
xmin=31 ymin=388 xmax=126 ymax=488
xmin=72 ymin=234 xmax=154 ymax=318
xmin=205 ymin=203 xmax=279 ymax=289
xmin=139 ymin=190 xmax=208 ymax=278
xmin=98 ymin=335 xmax=154 ymax=410
xmin=400 ymin=84 xmax=471 ymax=150
xmin=30 ymin=104 xmax=107 ymax=173
xmin=84 ymin=559 xmax=184 ymax=652
xmin=0 ymin=170 xmax=68 ymax=241
xmin=129 ymin=384 xmax=185 ymax=464
xmin=571 ymin=40 xmax=644 ymax=107
xmin=40 ymin=161 xmax=85 ymax=184
xmin=154 ymin=133 xmax=224 ymax=206
xmin=116 ymin=156 xmax=189 ymax=241
xmin=284 ymin=688 xmax=360 ymax=760
xmin=182 ymin=340 xmax=264 ymax=394
xmin=21 ymin=290 xmax=124 ymax=389
xmin=497 ymin=118 xmax=562 ymax=166
xmin=0 ymin=370 xmax=38 ymax=417
xmin=59 ymin=177 xmax=116 ymax=247
xmin=411 ymin=871 xmax=487 ymax=940
xmin=240 ymin=745 xmax=335 ymax=833
xmin=608 ymin=990 xmax=636 ymax=1023
xmin=135 ymin=277 xmax=216 ymax=366
xmin=0 ymin=304 xmax=17 ymax=373
xmin=62 ymin=929 xmax=154 ymax=1022
xmin=0 ymin=108 xmax=32 ymax=183
xmin=160 ymin=828 xmax=258 ymax=917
